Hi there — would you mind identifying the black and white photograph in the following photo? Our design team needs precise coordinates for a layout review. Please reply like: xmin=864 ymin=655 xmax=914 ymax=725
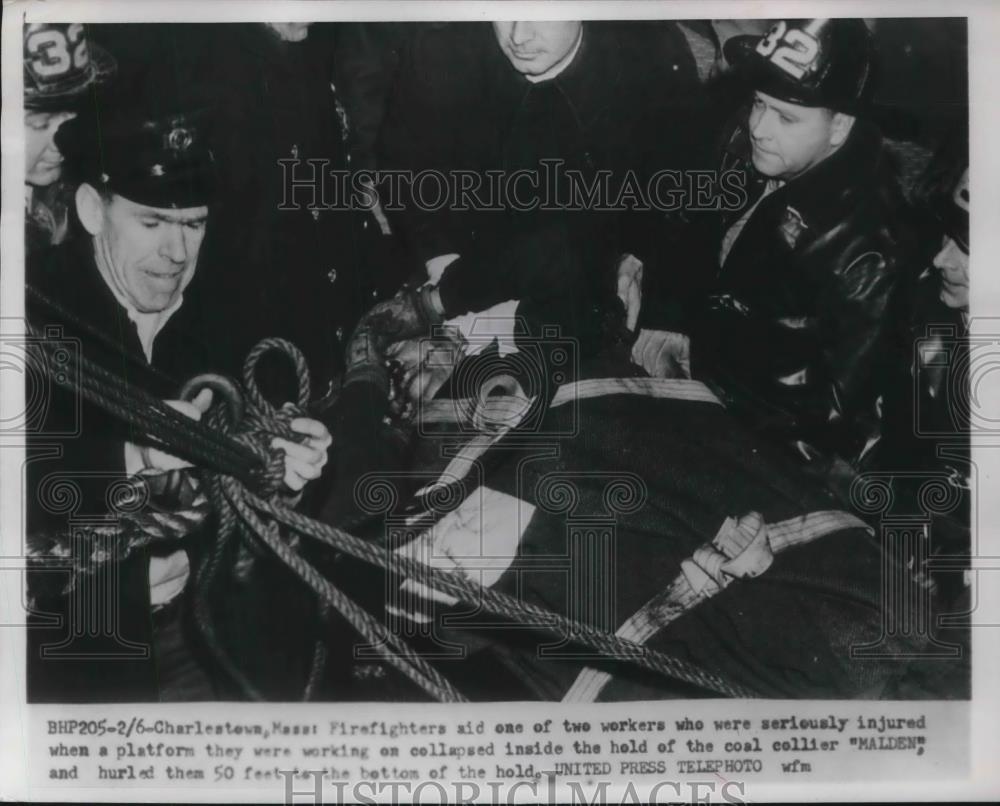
xmin=2 ymin=0 xmax=997 ymax=802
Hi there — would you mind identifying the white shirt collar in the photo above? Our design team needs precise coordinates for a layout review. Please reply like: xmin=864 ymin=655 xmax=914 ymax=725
xmin=93 ymin=248 xmax=185 ymax=363
xmin=524 ymin=28 xmax=584 ymax=84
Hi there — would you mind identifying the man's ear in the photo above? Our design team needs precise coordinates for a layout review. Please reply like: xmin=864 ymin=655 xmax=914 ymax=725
xmin=829 ymin=112 xmax=856 ymax=149
xmin=75 ymin=183 xmax=105 ymax=236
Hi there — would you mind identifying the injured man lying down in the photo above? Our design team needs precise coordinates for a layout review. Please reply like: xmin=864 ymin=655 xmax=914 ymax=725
xmin=303 ymin=281 xmax=968 ymax=704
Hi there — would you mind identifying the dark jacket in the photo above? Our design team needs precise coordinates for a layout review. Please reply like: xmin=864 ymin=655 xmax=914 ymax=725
xmin=332 ymin=22 xmax=413 ymax=173
xmin=198 ymin=23 xmax=402 ymax=401
xmin=691 ymin=117 xmax=915 ymax=476
xmin=874 ymin=275 xmax=970 ymax=569
xmin=25 ymin=238 xmax=318 ymax=702
xmin=379 ymin=22 xmax=702 ymax=352
xmin=25 ymin=182 xmax=75 ymax=256
xmin=25 ymin=237 xmax=216 ymax=702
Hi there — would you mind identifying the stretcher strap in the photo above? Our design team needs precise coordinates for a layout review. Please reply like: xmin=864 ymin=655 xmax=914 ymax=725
xmin=562 ymin=510 xmax=872 ymax=703
xmin=417 ymin=377 xmax=722 ymax=430
xmin=550 ymin=377 xmax=722 ymax=408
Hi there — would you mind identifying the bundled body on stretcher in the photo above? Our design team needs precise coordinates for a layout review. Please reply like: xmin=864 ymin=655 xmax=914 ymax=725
xmin=322 ymin=291 xmax=945 ymax=701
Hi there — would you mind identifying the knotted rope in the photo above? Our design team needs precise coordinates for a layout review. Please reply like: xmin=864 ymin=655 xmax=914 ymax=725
xmin=184 ymin=338 xmax=466 ymax=702
xmin=249 ymin=494 xmax=756 ymax=699
xmin=27 ymin=325 xmax=757 ymax=700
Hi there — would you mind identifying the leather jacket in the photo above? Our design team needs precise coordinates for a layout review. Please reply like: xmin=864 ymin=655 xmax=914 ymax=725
xmin=875 ymin=275 xmax=970 ymax=552
xmin=692 ymin=116 xmax=915 ymax=475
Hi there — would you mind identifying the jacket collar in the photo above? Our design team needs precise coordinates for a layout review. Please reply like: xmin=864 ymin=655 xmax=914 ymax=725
xmin=553 ymin=25 xmax=624 ymax=129
xmin=725 ymin=116 xmax=885 ymax=238
xmin=780 ymin=120 xmax=884 ymax=234
xmin=524 ymin=27 xmax=583 ymax=83
xmin=496 ymin=25 xmax=624 ymax=130
xmin=44 ymin=237 xmax=191 ymax=369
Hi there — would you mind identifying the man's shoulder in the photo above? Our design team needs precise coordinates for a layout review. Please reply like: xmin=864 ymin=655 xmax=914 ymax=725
xmin=26 ymin=237 xmax=128 ymax=344
xmin=597 ymin=21 xmax=697 ymax=83
xmin=790 ymin=132 xmax=913 ymax=259
xmin=27 ymin=237 xmax=92 ymax=303
xmin=400 ymin=23 xmax=497 ymax=87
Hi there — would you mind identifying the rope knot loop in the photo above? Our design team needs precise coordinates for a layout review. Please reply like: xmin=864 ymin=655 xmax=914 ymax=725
xmin=243 ymin=337 xmax=312 ymax=417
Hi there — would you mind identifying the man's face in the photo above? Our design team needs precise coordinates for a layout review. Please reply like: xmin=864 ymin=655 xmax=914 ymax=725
xmin=747 ymin=91 xmax=843 ymax=180
xmin=933 ymin=235 xmax=969 ymax=310
xmin=492 ymin=22 xmax=582 ymax=76
xmin=25 ymin=109 xmax=76 ymax=187
xmin=93 ymin=193 xmax=208 ymax=313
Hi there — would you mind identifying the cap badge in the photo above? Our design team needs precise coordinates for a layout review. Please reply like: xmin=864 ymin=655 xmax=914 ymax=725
xmin=165 ymin=125 xmax=194 ymax=154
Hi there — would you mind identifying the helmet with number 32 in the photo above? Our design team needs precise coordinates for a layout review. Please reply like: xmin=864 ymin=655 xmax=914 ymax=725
xmin=23 ymin=22 xmax=115 ymax=110
xmin=724 ymin=18 xmax=876 ymax=115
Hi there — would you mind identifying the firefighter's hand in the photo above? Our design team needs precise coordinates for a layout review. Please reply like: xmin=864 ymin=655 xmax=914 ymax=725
xmin=271 ymin=415 xmax=332 ymax=492
xmin=140 ymin=388 xmax=214 ymax=472
xmin=616 ymin=253 xmax=644 ymax=332
xmin=631 ymin=329 xmax=691 ymax=379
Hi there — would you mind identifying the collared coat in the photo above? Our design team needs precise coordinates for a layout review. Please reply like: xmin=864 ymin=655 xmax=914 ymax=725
xmin=690 ymin=116 xmax=916 ymax=477
xmin=25 ymin=238 xmax=317 ymax=702
xmin=378 ymin=21 xmax=703 ymax=355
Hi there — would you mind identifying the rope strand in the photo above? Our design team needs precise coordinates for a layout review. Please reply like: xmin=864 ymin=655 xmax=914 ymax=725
xmin=250 ymin=494 xmax=756 ymax=699
xmin=28 ymin=328 xmax=754 ymax=700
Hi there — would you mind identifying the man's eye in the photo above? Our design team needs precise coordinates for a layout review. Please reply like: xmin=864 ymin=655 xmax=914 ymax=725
xmin=779 ymin=115 xmax=793 ymax=124
xmin=140 ymin=219 xmax=160 ymax=229
xmin=184 ymin=220 xmax=206 ymax=232
xmin=27 ymin=118 xmax=48 ymax=131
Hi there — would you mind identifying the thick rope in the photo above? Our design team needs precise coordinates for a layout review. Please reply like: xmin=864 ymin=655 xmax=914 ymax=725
xmin=220 ymin=475 xmax=466 ymax=702
xmin=27 ymin=320 xmax=261 ymax=481
xmin=192 ymin=471 xmax=266 ymax=701
xmin=303 ymin=602 xmax=333 ymax=702
xmin=249 ymin=495 xmax=756 ymax=699
xmin=28 ymin=325 xmax=755 ymax=699
xmin=27 ymin=283 xmax=178 ymax=387
xmin=190 ymin=340 xmax=466 ymax=702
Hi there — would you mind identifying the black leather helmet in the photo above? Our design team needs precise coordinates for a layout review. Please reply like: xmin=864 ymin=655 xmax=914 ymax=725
xmin=724 ymin=18 xmax=877 ymax=115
